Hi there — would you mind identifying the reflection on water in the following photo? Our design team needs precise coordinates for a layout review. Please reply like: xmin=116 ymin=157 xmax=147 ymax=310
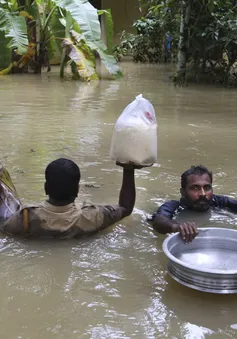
xmin=0 ymin=62 xmax=237 ymax=338
xmin=176 ymin=249 xmax=237 ymax=270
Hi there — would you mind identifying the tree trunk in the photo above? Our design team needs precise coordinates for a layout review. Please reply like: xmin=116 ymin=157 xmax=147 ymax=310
xmin=177 ymin=0 xmax=191 ymax=84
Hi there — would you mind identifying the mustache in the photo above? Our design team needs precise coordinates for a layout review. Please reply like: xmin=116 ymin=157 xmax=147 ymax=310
xmin=196 ymin=197 xmax=210 ymax=203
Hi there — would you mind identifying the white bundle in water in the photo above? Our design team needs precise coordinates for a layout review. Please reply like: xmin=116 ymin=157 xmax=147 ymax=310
xmin=110 ymin=94 xmax=157 ymax=166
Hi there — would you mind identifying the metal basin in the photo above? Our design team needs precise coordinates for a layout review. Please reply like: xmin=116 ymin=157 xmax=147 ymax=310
xmin=162 ymin=228 xmax=237 ymax=294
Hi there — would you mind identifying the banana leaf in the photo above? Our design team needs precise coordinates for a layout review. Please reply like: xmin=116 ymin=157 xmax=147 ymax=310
xmin=0 ymin=8 xmax=29 ymax=54
xmin=62 ymin=37 xmax=98 ymax=81
xmin=87 ymin=39 xmax=122 ymax=77
xmin=60 ymin=10 xmax=72 ymax=77
xmin=56 ymin=1 xmax=121 ymax=77
xmin=98 ymin=9 xmax=114 ymax=54
xmin=70 ymin=29 xmax=121 ymax=77
xmin=53 ymin=0 xmax=101 ymax=41
xmin=70 ymin=30 xmax=96 ymax=66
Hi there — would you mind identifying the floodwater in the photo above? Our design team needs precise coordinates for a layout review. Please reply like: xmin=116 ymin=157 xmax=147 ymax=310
xmin=0 ymin=61 xmax=237 ymax=338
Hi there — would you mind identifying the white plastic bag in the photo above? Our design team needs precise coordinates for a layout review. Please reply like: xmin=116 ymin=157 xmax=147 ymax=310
xmin=110 ymin=94 xmax=157 ymax=166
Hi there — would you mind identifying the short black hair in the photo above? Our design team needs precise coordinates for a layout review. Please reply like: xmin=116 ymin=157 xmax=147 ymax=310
xmin=45 ymin=158 xmax=80 ymax=201
xmin=181 ymin=165 xmax=212 ymax=190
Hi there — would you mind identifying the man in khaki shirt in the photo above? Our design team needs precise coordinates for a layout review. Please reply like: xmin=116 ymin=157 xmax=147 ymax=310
xmin=2 ymin=158 xmax=141 ymax=239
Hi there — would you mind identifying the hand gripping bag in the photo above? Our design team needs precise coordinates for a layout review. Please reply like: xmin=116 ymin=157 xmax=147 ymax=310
xmin=110 ymin=94 xmax=157 ymax=166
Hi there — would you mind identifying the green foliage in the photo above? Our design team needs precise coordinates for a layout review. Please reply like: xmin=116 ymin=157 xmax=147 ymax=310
xmin=98 ymin=9 xmax=114 ymax=54
xmin=61 ymin=37 xmax=97 ymax=81
xmin=54 ymin=0 xmax=101 ymax=41
xmin=0 ymin=7 xmax=29 ymax=54
xmin=61 ymin=28 xmax=98 ymax=81
xmin=57 ymin=0 xmax=120 ymax=78
xmin=0 ymin=0 xmax=121 ymax=80
xmin=184 ymin=0 xmax=237 ymax=85
xmin=117 ymin=0 xmax=237 ymax=86
xmin=59 ymin=10 xmax=71 ymax=77
xmin=113 ymin=31 xmax=135 ymax=62
xmin=58 ymin=10 xmax=120 ymax=79
xmin=0 ymin=30 xmax=11 ymax=69
xmin=115 ymin=0 xmax=179 ymax=63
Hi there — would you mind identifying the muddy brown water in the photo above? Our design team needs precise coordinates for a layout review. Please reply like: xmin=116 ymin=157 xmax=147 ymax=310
xmin=0 ymin=62 xmax=237 ymax=338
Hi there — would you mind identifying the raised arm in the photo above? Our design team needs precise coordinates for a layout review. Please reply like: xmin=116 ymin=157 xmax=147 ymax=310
xmin=83 ymin=163 xmax=141 ymax=233
xmin=118 ymin=165 xmax=136 ymax=217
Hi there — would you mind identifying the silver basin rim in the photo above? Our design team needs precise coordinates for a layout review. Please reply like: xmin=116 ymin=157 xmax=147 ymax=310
xmin=167 ymin=269 xmax=237 ymax=294
xmin=162 ymin=227 xmax=237 ymax=275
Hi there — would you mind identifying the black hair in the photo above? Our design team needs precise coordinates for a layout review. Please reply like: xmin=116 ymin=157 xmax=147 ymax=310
xmin=45 ymin=158 xmax=80 ymax=201
xmin=181 ymin=165 xmax=212 ymax=190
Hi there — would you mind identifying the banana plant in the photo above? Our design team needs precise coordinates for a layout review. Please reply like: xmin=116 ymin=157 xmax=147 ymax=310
xmin=61 ymin=34 xmax=98 ymax=81
xmin=0 ymin=0 xmax=121 ymax=79
xmin=54 ymin=0 xmax=121 ymax=78
xmin=0 ymin=4 xmax=29 ymax=55
xmin=60 ymin=11 xmax=120 ymax=81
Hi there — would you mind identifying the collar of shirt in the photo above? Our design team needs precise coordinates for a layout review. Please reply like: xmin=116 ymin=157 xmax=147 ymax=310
xmin=40 ymin=200 xmax=76 ymax=213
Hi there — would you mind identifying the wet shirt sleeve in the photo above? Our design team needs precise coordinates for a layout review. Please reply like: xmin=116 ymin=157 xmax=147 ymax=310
xmin=98 ymin=204 xmax=127 ymax=229
xmin=213 ymin=195 xmax=237 ymax=213
xmin=79 ymin=203 xmax=126 ymax=233
xmin=150 ymin=200 xmax=180 ymax=220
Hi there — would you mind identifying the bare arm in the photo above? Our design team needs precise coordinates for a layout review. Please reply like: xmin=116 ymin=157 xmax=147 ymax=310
xmin=152 ymin=214 xmax=179 ymax=234
xmin=95 ymin=165 xmax=137 ymax=230
xmin=85 ymin=163 xmax=143 ymax=232
xmin=153 ymin=215 xmax=198 ymax=243
xmin=118 ymin=167 xmax=135 ymax=217
xmin=150 ymin=200 xmax=180 ymax=234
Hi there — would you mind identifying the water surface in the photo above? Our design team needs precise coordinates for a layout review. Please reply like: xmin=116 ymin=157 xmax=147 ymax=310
xmin=0 ymin=62 xmax=237 ymax=338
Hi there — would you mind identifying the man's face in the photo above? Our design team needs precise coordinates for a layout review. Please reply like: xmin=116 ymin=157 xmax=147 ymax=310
xmin=181 ymin=173 xmax=213 ymax=211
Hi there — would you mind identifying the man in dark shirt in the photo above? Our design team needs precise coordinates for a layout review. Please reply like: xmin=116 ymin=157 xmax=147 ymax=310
xmin=151 ymin=165 xmax=237 ymax=242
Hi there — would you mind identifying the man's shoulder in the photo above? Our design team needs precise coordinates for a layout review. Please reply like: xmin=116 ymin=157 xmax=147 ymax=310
xmin=164 ymin=199 xmax=180 ymax=206
xmin=212 ymin=194 xmax=229 ymax=207
xmin=212 ymin=194 xmax=237 ymax=209
xmin=1 ymin=203 xmax=40 ymax=235
xmin=4 ymin=203 xmax=40 ymax=220
xmin=159 ymin=199 xmax=181 ymax=211
xmin=151 ymin=199 xmax=181 ymax=220
xmin=17 ymin=203 xmax=46 ymax=218
xmin=25 ymin=201 xmax=104 ymax=231
xmin=22 ymin=203 xmax=40 ymax=210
